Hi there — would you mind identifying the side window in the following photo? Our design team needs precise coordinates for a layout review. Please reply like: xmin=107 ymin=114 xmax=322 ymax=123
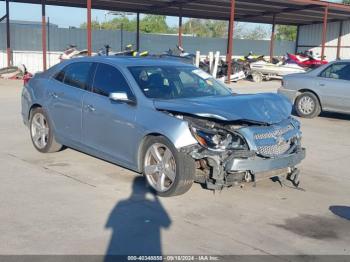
xmin=55 ymin=69 xmax=65 ymax=82
xmin=93 ymin=63 xmax=133 ymax=97
xmin=320 ymin=63 xmax=349 ymax=80
xmin=179 ymin=71 xmax=197 ymax=86
xmin=338 ymin=64 xmax=350 ymax=81
xmin=63 ymin=62 xmax=92 ymax=89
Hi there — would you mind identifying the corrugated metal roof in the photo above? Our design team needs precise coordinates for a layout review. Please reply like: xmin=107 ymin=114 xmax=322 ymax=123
xmin=4 ymin=0 xmax=350 ymax=25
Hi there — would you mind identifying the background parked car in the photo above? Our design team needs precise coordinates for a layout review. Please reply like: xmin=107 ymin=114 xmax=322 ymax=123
xmin=278 ymin=60 xmax=350 ymax=118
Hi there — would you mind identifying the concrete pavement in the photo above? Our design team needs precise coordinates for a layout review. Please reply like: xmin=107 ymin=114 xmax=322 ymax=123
xmin=0 ymin=79 xmax=349 ymax=257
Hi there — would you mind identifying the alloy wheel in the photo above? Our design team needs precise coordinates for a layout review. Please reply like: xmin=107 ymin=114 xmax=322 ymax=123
xmin=144 ymin=143 xmax=176 ymax=192
xmin=298 ymin=96 xmax=315 ymax=115
xmin=31 ymin=112 xmax=49 ymax=149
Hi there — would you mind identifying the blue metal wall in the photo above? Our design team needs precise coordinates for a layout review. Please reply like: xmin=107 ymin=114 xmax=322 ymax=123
xmin=0 ymin=24 xmax=295 ymax=56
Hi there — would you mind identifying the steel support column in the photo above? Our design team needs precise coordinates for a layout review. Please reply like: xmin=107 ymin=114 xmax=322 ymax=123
xmin=226 ymin=0 xmax=236 ymax=83
xmin=41 ymin=0 xmax=47 ymax=71
xmin=120 ymin=23 xmax=124 ymax=51
xmin=337 ymin=21 xmax=343 ymax=60
xmin=136 ymin=12 xmax=140 ymax=52
xmin=269 ymin=14 xmax=276 ymax=63
xmin=178 ymin=6 xmax=183 ymax=48
xmin=5 ymin=0 xmax=11 ymax=67
xmin=87 ymin=0 xmax=92 ymax=56
xmin=321 ymin=6 xmax=329 ymax=61
xmin=295 ymin=25 xmax=300 ymax=54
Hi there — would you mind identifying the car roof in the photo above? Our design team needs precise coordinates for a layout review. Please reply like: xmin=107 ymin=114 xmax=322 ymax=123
xmin=65 ymin=56 xmax=195 ymax=68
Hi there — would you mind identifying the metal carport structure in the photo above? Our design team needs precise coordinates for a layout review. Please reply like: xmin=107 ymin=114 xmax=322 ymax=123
xmin=2 ymin=0 xmax=350 ymax=81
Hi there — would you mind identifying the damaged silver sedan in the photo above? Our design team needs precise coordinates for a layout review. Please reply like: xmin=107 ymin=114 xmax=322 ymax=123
xmin=21 ymin=57 xmax=305 ymax=197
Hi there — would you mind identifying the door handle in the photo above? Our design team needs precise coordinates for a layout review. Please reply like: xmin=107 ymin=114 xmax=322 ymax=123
xmin=49 ymin=92 xmax=58 ymax=99
xmin=319 ymin=83 xmax=325 ymax=87
xmin=86 ymin=104 xmax=96 ymax=112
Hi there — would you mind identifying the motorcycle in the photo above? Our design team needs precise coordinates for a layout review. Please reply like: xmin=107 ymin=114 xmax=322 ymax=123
xmin=59 ymin=45 xmax=89 ymax=61
xmin=287 ymin=51 xmax=328 ymax=68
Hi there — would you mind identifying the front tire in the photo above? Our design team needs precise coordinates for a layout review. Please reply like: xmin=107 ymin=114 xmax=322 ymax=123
xmin=30 ymin=107 xmax=62 ymax=153
xmin=295 ymin=92 xmax=321 ymax=118
xmin=142 ymin=136 xmax=196 ymax=197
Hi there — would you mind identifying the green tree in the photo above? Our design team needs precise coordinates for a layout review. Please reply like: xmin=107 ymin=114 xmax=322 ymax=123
xmin=276 ymin=25 xmax=297 ymax=41
xmin=140 ymin=15 xmax=170 ymax=33
xmin=242 ymin=25 xmax=269 ymax=40
xmin=101 ymin=16 xmax=137 ymax=31
xmin=80 ymin=20 xmax=102 ymax=29
xmin=80 ymin=14 xmax=173 ymax=34
xmin=183 ymin=19 xmax=228 ymax=38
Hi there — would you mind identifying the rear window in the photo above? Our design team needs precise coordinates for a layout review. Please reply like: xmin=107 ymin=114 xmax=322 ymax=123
xmin=54 ymin=62 xmax=93 ymax=90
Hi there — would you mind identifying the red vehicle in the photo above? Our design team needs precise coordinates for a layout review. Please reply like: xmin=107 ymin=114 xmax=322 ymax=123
xmin=23 ymin=71 xmax=33 ymax=85
xmin=287 ymin=52 xmax=328 ymax=69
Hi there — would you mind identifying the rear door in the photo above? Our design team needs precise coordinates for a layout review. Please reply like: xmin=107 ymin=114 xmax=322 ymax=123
xmin=316 ymin=62 xmax=350 ymax=112
xmin=82 ymin=62 xmax=138 ymax=167
xmin=47 ymin=62 xmax=93 ymax=144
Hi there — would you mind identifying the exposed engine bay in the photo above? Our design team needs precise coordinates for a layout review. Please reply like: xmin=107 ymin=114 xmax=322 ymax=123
xmin=173 ymin=114 xmax=305 ymax=190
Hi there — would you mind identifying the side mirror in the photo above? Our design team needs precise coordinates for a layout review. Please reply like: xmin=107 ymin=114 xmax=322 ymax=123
xmin=109 ymin=92 xmax=136 ymax=104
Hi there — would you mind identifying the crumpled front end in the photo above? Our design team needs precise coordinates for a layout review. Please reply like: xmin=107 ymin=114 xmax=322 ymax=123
xmin=180 ymin=116 xmax=306 ymax=190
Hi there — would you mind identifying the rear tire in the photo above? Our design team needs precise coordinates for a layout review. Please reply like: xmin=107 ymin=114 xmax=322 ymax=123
xmin=295 ymin=92 xmax=321 ymax=119
xmin=142 ymin=136 xmax=196 ymax=197
xmin=30 ymin=107 xmax=63 ymax=153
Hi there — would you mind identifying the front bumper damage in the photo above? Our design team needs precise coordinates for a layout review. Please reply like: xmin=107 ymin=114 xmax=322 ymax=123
xmin=181 ymin=144 xmax=306 ymax=190
xmin=225 ymin=148 xmax=305 ymax=174
xmin=174 ymin=114 xmax=306 ymax=190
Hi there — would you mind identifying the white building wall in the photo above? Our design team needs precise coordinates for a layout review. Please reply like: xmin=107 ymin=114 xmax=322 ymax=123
xmin=298 ymin=21 xmax=350 ymax=61
xmin=0 ymin=51 xmax=61 ymax=73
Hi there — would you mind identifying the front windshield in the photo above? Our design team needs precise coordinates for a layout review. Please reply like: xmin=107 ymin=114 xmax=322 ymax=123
xmin=128 ymin=66 xmax=232 ymax=99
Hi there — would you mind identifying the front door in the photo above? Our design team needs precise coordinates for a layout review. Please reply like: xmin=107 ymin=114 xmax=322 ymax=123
xmin=82 ymin=62 xmax=138 ymax=167
xmin=317 ymin=62 xmax=350 ymax=112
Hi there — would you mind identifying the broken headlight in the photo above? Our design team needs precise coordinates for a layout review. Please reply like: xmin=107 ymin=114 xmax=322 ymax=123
xmin=190 ymin=126 xmax=248 ymax=152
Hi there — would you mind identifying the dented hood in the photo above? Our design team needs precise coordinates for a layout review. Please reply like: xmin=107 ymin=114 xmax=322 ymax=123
xmin=154 ymin=93 xmax=292 ymax=125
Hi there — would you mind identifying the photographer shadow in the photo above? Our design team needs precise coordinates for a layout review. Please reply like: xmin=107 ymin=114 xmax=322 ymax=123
xmin=104 ymin=176 xmax=171 ymax=261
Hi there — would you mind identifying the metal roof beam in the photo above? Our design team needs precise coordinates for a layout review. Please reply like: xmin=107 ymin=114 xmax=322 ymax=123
xmin=150 ymin=0 xmax=200 ymax=9
xmin=240 ymin=4 xmax=320 ymax=20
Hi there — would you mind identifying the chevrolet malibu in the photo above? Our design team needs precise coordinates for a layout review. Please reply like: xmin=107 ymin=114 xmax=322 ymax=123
xmin=21 ymin=57 xmax=305 ymax=197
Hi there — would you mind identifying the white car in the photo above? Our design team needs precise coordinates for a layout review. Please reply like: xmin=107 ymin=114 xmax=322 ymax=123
xmin=278 ymin=60 xmax=350 ymax=118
